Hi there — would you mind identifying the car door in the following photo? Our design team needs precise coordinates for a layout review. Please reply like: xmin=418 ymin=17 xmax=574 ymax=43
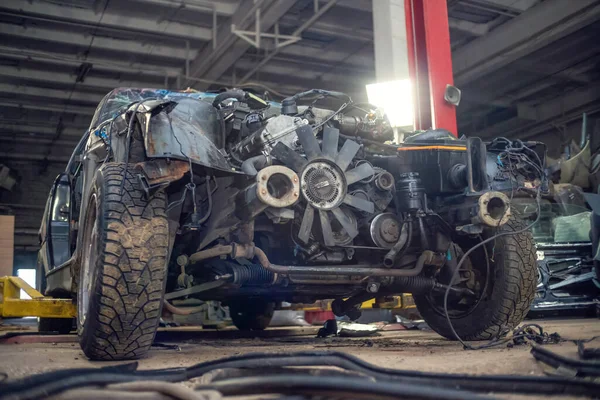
xmin=46 ymin=173 xmax=73 ymax=269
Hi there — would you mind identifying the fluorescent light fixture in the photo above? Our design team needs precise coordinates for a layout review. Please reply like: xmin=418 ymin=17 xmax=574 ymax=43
xmin=366 ymin=80 xmax=414 ymax=128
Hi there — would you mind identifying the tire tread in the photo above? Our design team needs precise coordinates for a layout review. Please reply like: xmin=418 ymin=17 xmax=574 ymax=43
xmin=80 ymin=163 xmax=168 ymax=360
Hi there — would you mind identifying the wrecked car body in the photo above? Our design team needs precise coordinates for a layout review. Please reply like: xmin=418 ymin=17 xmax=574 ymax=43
xmin=39 ymin=87 xmax=545 ymax=359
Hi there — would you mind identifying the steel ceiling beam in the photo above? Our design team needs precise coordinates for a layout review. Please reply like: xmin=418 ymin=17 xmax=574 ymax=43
xmin=448 ymin=18 xmax=490 ymax=36
xmin=233 ymin=57 xmax=371 ymax=86
xmin=0 ymin=24 xmax=196 ymax=61
xmin=0 ymin=0 xmax=213 ymax=41
xmin=0 ymin=65 xmax=157 ymax=91
xmin=131 ymin=0 xmax=237 ymax=16
xmin=0 ymin=152 xmax=70 ymax=163
xmin=239 ymin=0 xmax=339 ymax=84
xmin=276 ymin=43 xmax=374 ymax=69
xmin=459 ymin=41 xmax=600 ymax=111
xmin=0 ymin=48 xmax=182 ymax=82
xmin=467 ymin=0 xmax=539 ymax=13
xmin=277 ymin=14 xmax=372 ymax=42
xmin=0 ymin=136 xmax=79 ymax=146
xmin=0 ymin=124 xmax=86 ymax=137
xmin=184 ymin=0 xmax=296 ymax=89
xmin=453 ymin=0 xmax=600 ymax=85
xmin=0 ymin=115 xmax=90 ymax=129
xmin=0 ymin=83 xmax=104 ymax=104
xmin=0 ymin=101 xmax=95 ymax=116
xmin=517 ymin=84 xmax=600 ymax=122
xmin=240 ymin=53 xmax=373 ymax=76
xmin=332 ymin=0 xmax=371 ymax=12
xmin=475 ymin=84 xmax=600 ymax=138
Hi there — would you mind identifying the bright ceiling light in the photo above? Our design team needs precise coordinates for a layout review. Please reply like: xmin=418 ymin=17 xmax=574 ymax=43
xmin=366 ymin=80 xmax=414 ymax=128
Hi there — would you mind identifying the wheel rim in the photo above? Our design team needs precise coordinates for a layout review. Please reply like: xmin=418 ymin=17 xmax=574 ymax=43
xmin=78 ymin=193 xmax=98 ymax=328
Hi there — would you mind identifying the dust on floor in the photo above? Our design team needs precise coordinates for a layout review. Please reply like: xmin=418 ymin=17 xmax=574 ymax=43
xmin=0 ymin=318 xmax=598 ymax=381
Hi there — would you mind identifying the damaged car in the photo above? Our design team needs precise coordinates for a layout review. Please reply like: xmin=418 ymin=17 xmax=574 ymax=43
xmin=37 ymin=88 xmax=544 ymax=360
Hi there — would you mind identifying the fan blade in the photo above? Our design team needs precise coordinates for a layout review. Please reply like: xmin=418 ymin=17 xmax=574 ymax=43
xmin=321 ymin=126 xmax=339 ymax=159
xmin=335 ymin=139 xmax=360 ymax=171
xmin=296 ymin=124 xmax=321 ymax=160
xmin=318 ymin=210 xmax=336 ymax=247
xmin=331 ymin=207 xmax=359 ymax=239
xmin=298 ymin=204 xmax=315 ymax=243
xmin=345 ymin=163 xmax=375 ymax=185
xmin=343 ymin=194 xmax=375 ymax=213
xmin=271 ymin=142 xmax=306 ymax=172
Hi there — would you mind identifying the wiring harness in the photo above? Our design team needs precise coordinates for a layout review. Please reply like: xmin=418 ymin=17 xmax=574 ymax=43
xmin=443 ymin=137 xmax=547 ymax=350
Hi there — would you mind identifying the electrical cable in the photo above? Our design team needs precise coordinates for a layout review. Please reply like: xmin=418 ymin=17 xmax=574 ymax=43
xmin=120 ymin=98 xmax=157 ymax=195
xmin=312 ymin=101 xmax=350 ymax=131
xmin=443 ymin=141 xmax=545 ymax=350
xmin=203 ymin=374 xmax=493 ymax=400
xmin=3 ymin=350 xmax=600 ymax=400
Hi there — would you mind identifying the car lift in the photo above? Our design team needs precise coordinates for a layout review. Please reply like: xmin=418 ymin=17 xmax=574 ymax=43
xmin=0 ymin=276 xmax=75 ymax=319
xmin=405 ymin=0 xmax=458 ymax=133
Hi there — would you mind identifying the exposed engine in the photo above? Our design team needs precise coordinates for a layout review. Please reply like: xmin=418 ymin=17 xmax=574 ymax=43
xmin=149 ymin=86 xmax=544 ymax=332
xmin=188 ymin=89 xmax=400 ymax=270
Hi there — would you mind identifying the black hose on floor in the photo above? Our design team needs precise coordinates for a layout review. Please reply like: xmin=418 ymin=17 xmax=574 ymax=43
xmin=2 ymin=350 xmax=600 ymax=400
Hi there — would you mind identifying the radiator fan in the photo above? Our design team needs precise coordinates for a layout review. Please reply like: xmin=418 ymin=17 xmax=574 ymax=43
xmin=272 ymin=125 xmax=376 ymax=247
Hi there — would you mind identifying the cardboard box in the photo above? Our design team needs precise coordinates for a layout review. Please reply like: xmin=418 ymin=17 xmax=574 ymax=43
xmin=0 ymin=215 xmax=15 ymax=277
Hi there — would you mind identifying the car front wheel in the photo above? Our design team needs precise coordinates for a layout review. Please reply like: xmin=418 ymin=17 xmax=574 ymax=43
xmin=77 ymin=163 xmax=169 ymax=360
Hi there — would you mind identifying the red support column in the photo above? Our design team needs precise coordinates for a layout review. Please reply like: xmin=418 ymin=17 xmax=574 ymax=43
xmin=405 ymin=0 xmax=457 ymax=136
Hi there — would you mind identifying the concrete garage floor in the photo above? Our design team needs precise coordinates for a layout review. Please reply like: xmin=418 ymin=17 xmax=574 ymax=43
xmin=0 ymin=318 xmax=599 ymax=399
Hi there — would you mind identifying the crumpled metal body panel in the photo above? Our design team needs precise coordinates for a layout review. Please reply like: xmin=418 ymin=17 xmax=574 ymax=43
xmin=134 ymin=159 xmax=190 ymax=185
xmin=143 ymin=97 xmax=234 ymax=172
xmin=89 ymin=88 xmax=238 ymax=173
xmin=90 ymin=87 xmax=216 ymax=131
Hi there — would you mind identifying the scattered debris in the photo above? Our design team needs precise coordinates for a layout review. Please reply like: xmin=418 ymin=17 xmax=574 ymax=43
xmin=151 ymin=342 xmax=181 ymax=351
xmin=316 ymin=319 xmax=379 ymax=338
xmin=270 ymin=310 xmax=310 ymax=327
xmin=395 ymin=315 xmax=430 ymax=330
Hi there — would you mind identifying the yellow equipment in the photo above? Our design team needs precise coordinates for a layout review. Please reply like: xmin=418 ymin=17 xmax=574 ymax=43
xmin=0 ymin=275 xmax=412 ymax=320
xmin=0 ymin=276 xmax=76 ymax=319
xmin=288 ymin=295 xmax=416 ymax=312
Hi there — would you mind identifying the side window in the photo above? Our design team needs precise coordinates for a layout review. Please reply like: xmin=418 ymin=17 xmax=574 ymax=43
xmin=51 ymin=181 xmax=71 ymax=223
xmin=39 ymin=186 xmax=54 ymax=242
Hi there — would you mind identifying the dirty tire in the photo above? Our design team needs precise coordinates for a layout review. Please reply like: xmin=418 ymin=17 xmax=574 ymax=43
xmin=414 ymin=218 xmax=537 ymax=341
xmin=78 ymin=163 xmax=169 ymax=360
xmin=229 ymin=300 xmax=274 ymax=331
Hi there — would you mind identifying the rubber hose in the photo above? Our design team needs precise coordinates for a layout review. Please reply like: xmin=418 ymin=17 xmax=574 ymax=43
xmin=241 ymin=155 xmax=269 ymax=176
xmin=383 ymin=220 xmax=413 ymax=267
xmin=212 ymin=90 xmax=246 ymax=108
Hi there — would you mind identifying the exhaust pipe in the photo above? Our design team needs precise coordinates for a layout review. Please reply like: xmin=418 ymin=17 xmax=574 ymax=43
xmin=236 ymin=165 xmax=299 ymax=221
xmin=477 ymin=191 xmax=511 ymax=227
